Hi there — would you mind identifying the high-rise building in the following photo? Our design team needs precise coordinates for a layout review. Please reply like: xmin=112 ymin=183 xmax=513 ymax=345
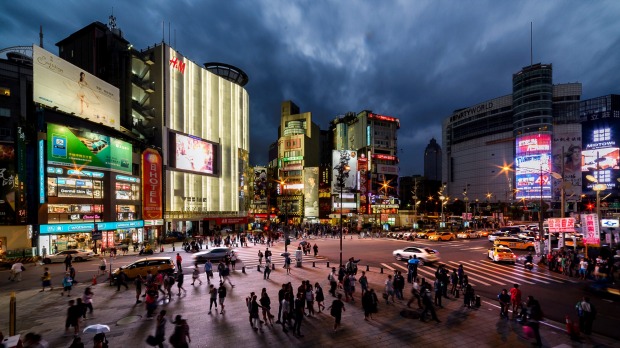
xmin=424 ymin=138 xmax=442 ymax=181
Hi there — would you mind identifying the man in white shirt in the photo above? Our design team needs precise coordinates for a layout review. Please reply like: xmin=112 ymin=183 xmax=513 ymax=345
xmin=579 ymin=258 xmax=588 ymax=280
xmin=10 ymin=262 xmax=24 ymax=281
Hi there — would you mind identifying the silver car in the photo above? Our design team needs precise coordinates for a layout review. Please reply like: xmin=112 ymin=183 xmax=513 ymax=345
xmin=392 ymin=246 xmax=440 ymax=265
xmin=192 ymin=247 xmax=232 ymax=263
xmin=43 ymin=249 xmax=95 ymax=264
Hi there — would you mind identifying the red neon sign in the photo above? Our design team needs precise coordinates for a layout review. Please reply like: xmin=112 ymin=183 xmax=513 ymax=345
xmin=169 ymin=57 xmax=186 ymax=74
xmin=372 ymin=154 xmax=397 ymax=161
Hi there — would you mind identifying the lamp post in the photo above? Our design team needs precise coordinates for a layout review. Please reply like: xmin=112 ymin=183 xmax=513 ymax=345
xmin=334 ymin=152 xmax=351 ymax=267
xmin=279 ymin=179 xmax=289 ymax=254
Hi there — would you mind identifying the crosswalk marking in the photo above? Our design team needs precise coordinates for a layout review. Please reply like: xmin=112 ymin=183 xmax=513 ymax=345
xmin=381 ymin=263 xmax=395 ymax=271
xmin=449 ymin=260 xmax=537 ymax=285
xmin=478 ymin=260 xmax=566 ymax=283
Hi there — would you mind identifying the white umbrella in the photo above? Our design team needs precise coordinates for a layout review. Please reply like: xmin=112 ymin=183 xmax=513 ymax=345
xmin=83 ymin=324 xmax=110 ymax=334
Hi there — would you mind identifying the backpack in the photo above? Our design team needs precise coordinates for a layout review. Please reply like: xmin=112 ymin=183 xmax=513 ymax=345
xmin=168 ymin=275 xmax=175 ymax=286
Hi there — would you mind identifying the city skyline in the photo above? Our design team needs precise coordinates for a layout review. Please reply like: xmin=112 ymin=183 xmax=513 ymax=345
xmin=2 ymin=1 xmax=620 ymax=175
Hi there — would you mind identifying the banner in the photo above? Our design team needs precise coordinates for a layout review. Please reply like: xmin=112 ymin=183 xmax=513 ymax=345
xmin=304 ymin=167 xmax=319 ymax=217
xmin=142 ymin=149 xmax=162 ymax=219
xmin=547 ymin=218 xmax=576 ymax=233
xmin=581 ymin=213 xmax=600 ymax=245
xmin=0 ymin=144 xmax=17 ymax=224
xmin=331 ymin=150 xmax=358 ymax=194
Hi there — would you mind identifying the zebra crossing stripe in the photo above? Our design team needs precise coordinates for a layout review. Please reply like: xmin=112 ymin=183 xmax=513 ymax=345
xmin=452 ymin=260 xmax=538 ymax=285
xmin=391 ymin=263 xmax=408 ymax=271
xmin=437 ymin=261 xmax=497 ymax=286
xmin=380 ymin=263 xmax=395 ymax=271
xmin=414 ymin=263 xmax=492 ymax=287
xmin=478 ymin=260 xmax=565 ymax=283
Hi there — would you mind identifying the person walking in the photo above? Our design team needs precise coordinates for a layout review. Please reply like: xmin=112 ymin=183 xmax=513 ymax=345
xmin=393 ymin=271 xmax=404 ymax=300
xmin=305 ymin=282 xmax=315 ymax=316
xmin=134 ymin=275 xmax=143 ymax=304
xmin=314 ymin=282 xmax=325 ymax=313
xmin=9 ymin=261 xmax=24 ymax=281
xmin=145 ymin=286 xmax=158 ymax=319
xmin=204 ymin=260 xmax=213 ymax=283
xmin=208 ymin=284 xmax=218 ymax=314
xmin=509 ymin=284 xmax=522 ymax=318
xmin=313 ymin=243 xmax=318 ymax=257
xmin=217 ymin=261 xmax=226 ymax=282
xmin=284 ymin=254 xmax=291 ymax=275
xmin=64 ymin=254 xmax=73 ymax=272
xmin=258 ymin=250 xmax=264 ymax=266
xmin=169 ymin=315 xmax=191 ymax=348
xmin=98 ymin=257 xmax=107 ymax=276
xmin=420 ymin=286 xmax=441 ymax=323
xmin=191 ymin=266 xmax=202 ymax=286
xmin=230 ymin=251 xmax=237 ymax=271
xmin=153 ymin=310 xmax=167 ymax=348
xmin=327 ymin=293 xmax=346 ymax=331
xmin=498 ymin=289 xmax=510 ymax=318
xmin=525 ymin=295 xmax=543 ymax=347
xmin=292 ymin=292 xmax=305 ymax=337
xmin=218 ymin=281 xmax=227 ymax=314
xmin=433 ymin=277 xmax=443 ymax=308
xmin=384 ymin=274 xmax=395 ymax=304
xmin=40 ymin=267 xmax=53 ymax=292
xmin=362 ymin=288 xmax=378 ymax=320
xmin=359 ymin=271 xmax=369 ymax=297
xmin=576 ymin=296 xmax=596 ymax=335
xmin=328 ymin=267 xmax=338 ymax=297
xmin=61 ymin=272 xmax=73 ymax=297
xmin=116 ymin=269 xmax=129 ymax=291
xmin=175 ymin=253 xmax=183 ymax=272
xmin=64 ymin=299 xmax=81 ymax=337
xmin=407 ymin=255 xmax=419 ymax=283
xmin=82 ymin=287 xmax=94 ymax=319
xmin=260 ymin=288 xmax=274 ymax=326
xmin=250 ymin=294 xmax=265 ymax=332
xmin=407 ymin=278 xmax=423 ymax=309
xmin=263 ymin=257 xmax=272 ymax=280
xmin=221 ymin=264 xmax=235 ymax=288
xmin=280 ymin=292 xmax=291 ymax=333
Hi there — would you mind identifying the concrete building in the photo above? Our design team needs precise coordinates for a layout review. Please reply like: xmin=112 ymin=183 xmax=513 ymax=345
xmin=424 ymin=138 xmax=442 ymax=181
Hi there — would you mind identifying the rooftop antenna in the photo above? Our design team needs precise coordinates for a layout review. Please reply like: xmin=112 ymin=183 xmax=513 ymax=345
xmin=530 ymin=21 xmax=533 ymax=66
xmin=162 ymin=20 xmax=165 ymax=43
xmin=39 ymin=25 xmax=43 ymax=48
xmin=168 ymin=22 xmax=171 ymax=47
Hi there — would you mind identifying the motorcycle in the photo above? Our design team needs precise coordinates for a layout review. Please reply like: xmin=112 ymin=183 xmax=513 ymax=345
xmin=524 ymin=261 xmax=533 ymax=271
xmin=139 ymin=245 xmax=154 ymax=255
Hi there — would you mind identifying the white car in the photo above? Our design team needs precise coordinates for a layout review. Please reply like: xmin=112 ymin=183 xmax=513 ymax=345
xmin=457 ymin=230 xmax=480 ymax=239
xmin=392 ymin=246 xmax=440 ymax=265
xmin=43 ymin=249 xmax=95 ymax=264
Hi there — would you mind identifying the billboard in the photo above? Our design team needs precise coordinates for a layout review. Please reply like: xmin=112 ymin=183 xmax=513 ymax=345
xmin=515 ymin=134 xmax=552 ymax=200
xmin=304 ymin=167 xmax=319 ymax=217
xmin=142 ymin=149 xmax=162 ymax=220
xmin=551 ymin=131 xmax=582 ymax=202
xmin=0 ymin=144 xmax=17 ymax=224
xmin=331 ymin=150 xmax=358 ymax=194
xmin=253 ymin=167 xmax=267 ymax=204
xmin=32 ymin=45 xmax=120 ymax=130
xmin=46 ymin=123 xmax=132 ymax=174
xmin=582 ymin=115 xmax=620 ymax=192
xmin=169 ymin=131 xmax=217 ymax=175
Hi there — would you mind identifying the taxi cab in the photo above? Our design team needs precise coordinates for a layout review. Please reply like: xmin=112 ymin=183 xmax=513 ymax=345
xmin=429 ymin=232 xmax=454 ymax=241
xmin=488 ymin=245 xmax=517 ymax=263
xmin=112 ymin=257 xmax=175 ymax=280
xmin=493 ymin=237 xmax=536 ymax=251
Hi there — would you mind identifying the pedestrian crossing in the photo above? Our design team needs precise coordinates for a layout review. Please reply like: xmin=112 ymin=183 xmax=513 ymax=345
xmin=379 ymin=258 xmax=572 ymax=288
xmin=214 ymin=248 xmax=328 ymax=269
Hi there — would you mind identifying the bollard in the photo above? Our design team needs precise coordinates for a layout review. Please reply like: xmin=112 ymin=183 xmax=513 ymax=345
xmin=327 ymin=261 xmax=330 ymax=268
xmin=366 ymin=265 xmax=370 ymax=271
xmin=380 ymin=267 xmax=383 ymax=274
xmin=9 ymin=292 xmax=16 ymax=335
xmin=272 ymin=263 xmax=275 ymax=270
xmin=242 ymin=266 xmax=246 ymax=274
xmin=312 ymin=261 xmax=316 ymax=268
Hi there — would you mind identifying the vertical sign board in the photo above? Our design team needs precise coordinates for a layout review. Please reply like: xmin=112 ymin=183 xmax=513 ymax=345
xmin=303 ymin=167 xmax=319 ymax=218
xmin=142 ymin=149 xmax=162 ymax=220
xmin=16 ymin=126 xmax=27 ymax=223
xmin=39 ymin=140 xmax=45 ymax=203
xmin=581 ymin=213 xmax=600 ymax=246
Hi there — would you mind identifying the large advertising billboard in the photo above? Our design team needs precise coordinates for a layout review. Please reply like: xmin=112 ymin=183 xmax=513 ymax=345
xmin=304 ymin=167 xmax=319 ymax=218
xmin=582 ymin=113 xmax=620 ymax=192
xmin=46 ymin=123 xmax=132 ymax=174
xmin=253 ymin=167 xmax=267 ymax=205
xmin=552 ymin=131 xmax=582 ymax=202
xmin=32 ymin=45 xmax=120 ymax=130
xmin=515 ymin=134 xmax=552 ymax=199
xmin=168 ymin=131 xmax=218 ymax=176
xmin=0 ymin=144 xmax=17 ymax=224
xmin=331 ymin=150 xmax=358 ymax=194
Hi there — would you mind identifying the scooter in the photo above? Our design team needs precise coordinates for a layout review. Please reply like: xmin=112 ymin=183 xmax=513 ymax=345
xmin=524 ymin=261 xmax=533 ymax=271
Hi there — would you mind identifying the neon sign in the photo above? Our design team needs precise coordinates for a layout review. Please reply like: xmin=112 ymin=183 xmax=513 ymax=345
xmin=372 ymin=154 xmax=396 ymax=161
xmin=169 ymin=57 xmax=186 ymax=74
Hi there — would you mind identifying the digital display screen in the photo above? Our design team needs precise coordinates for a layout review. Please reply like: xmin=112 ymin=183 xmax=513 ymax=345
xmin=582 ymin=115 xmax=620 ymax=192
xmin=515 ymin=134 xmax=552 ymax=199
xmin=169 ymin=131 xmax=217 ymax=175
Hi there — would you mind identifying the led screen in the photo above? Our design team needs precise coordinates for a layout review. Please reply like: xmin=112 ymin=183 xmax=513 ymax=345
xmin=515 ymin=134 xmax=552 ymax=199
xmin=582 ymin=114 xmax=620 ymax=192
xmin=551 ymin=131 xmax=582 ymax=202
xmin=331 ymin=150 xmax=358 ymax=194
xmin=169 ymin=131 xmax=217 ymax=175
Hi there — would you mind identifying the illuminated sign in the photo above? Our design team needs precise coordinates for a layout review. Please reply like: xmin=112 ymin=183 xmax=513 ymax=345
xmin=582 ymin=111 xmax=620 ymax=194
xmin=40 ymin=220 xmax=145 ymax=234
xmin=169 ymin=131 xmax=216 ymax=175
xmin=377 ymin=164 xmax=398 ymax=174
xmin=368 ymin=113 xmax=400 ymax=127
xmin=283 ymin=156 xmax=303 ymax=162
xmin=284 ymin=184 xmax=304 ymax=190
xmin=169 ymin=56 xmax=186 ymax=74
xmin=331 ymin=150 xmax=359 ymax=194
xmin=372 ymin=154 xmax=396 ymax=161
xmin=581 ymin=213 xmax=600 ymax=245
xmin=515 ymin=134 xmax=552 ymax=200
xmin=601 ymin=219 xmax=619 ymax=228
xmin=547 ymin=218 xmax=576 ymax=233
xmin=516 ymin=134 xmax=551 ymax=153
xmin=39 ymin=140 xmax=45 ymax=203
xmin=67 ymin=169 xmax=104 ymax=178
xmin=142 ymin=149 xmax=162 ymax=220
xmin=33 ymin=46 xmax=120 ymax=130
xmin=116 ymin=175 xmax=140 ymax=183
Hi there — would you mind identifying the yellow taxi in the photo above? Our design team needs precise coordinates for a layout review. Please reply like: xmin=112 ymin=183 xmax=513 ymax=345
xmin=493 ymin=237 xmax=535 ymax=251
xmin=477 ymin=229 xmax=492 ymax=237
xmin=488 ymin=245 xmax=517 ymax=263
xmin=112 ymin=257 xmax=175 ymax=280
xmin=428 ymin=232 xmax=455 ymax=241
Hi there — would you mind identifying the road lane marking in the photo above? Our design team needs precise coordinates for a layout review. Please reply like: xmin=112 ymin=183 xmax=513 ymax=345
xmin=380 ymin=263 xmax=395 ymax=271
xmin=447 ymin=260 xmax=537 ymax=285
xmin=478 ymin=260 xmax=565 ymax=283
xmin=416 ymin=264 xmax=492 ymax=286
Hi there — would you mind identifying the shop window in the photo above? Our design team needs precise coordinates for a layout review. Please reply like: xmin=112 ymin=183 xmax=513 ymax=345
xmin=0 ymin=87 xmax=9 ymax=97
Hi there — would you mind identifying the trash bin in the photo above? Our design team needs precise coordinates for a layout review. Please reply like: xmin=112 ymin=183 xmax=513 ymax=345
xmin=475 ymin=295 xmax=481 ymax=307
xmin=295 ymin=248 xmax=303 ymax=268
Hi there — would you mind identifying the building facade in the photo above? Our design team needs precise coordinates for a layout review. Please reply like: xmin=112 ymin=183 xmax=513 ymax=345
xmin=424 ymin=138 xmax=442 ymax=181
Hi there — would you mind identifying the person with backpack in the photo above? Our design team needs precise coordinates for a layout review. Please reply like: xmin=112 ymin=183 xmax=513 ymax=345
xmin=576 ymin=296 xmax=596 ymax=335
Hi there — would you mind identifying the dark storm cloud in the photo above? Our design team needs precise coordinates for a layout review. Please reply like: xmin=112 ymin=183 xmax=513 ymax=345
xmin=2 ymin=1 xmax=620 ymax=176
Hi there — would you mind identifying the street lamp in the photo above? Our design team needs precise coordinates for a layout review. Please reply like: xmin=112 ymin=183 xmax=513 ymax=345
xmin=279 ymin=179 xmax=289 ymax=254
xmin=334 ymin=152 xmax=351 ymax=267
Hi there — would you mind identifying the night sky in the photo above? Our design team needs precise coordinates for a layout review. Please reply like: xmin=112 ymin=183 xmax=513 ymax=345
xmin=2 ymin=1 xmax=619 ymax=176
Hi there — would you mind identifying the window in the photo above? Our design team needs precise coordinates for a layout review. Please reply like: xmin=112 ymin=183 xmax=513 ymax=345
xmin=0 ymin=108 xmax=10 ymax=117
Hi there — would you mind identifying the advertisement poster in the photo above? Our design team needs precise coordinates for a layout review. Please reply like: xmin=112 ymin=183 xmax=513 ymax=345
xmin=46 ymin=123 xmax=132 ymax=174
xmin=253 ymin=167 xmax=267 ymax=204
xmin=32 ymin=45 xmax=120 ymax=130
xmin=551 ymin=131 xmax=582 ymax=202
xmin=142 ymin=149 xmax=162 ymax=220
xmin=581 ymin=110 xmax=620 ymax=193
xmin=0 ymin=144 xmax=17 ymax=224
xmin=331 ymin=150 xmax=358 ymax=194
xmin=515 ymin=134 xmax=552 ymax=200
xmin=547 ymin=218 xmax=576 ymax=233
xmin=581 ymin=213 xmax=600 ymax=245
xmin=171 ymin=132 xmax=215 ymax=175
xmin=304 ymin=167 xmax=319 ymax=217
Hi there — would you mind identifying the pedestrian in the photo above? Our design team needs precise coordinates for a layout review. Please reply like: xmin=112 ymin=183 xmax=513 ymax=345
xmin=293 ymin=292 xmax=305 ymax=337
xmin=9 ymin=261 xmax=24 ymax=281
xmin=116 ymin=269 xmax=129 ymax=291
xmin=328 ymin=267 xmax=338 ymax=297
xmin=359 ymin=271 xmax=369 ymax=297
xmin=393 ymin=271 xmax=404 ymax=300
xmin=61 ymin=272 xmax=73 ymax=297
xmin=250 ymin=294 xmax=265 ymax=332
xmin=450 ymin=269 xmax=459 ymax=296
xmin=69 ymin=336 xmax=85 ymax=348
xmin=64 ymin=254 xmax=73 ymax=271
xmin=407 ymin=278 xmax=423 ymax=309
xmin=498 ymin=289 xmax=510 ymax=318
xmin=305 ymin=282 xmax=315 ymax=316
xmin=218 ymin=281 xmax=227 ymax=314
xmin=217 ymin=261 xmax=226 ymax=282
xmin=221 ymin=264 xmax=234 ymax=288
xmin=362 ymin=288 xmax=378 ymax=320
xmin=134 ymin=275 xmax=144 ymax=304
xmin=348 ymin=273 xmax=357 ymax=302
xmin=327 ymin=293 xmax=346 ymax=331
xmin=82 ymin=287 xmax=94 ymax=319
xmin=258 ymin=250 xmax=264 ymax=265
xmin=177 ymin=270 xmax=187 ymax=296
xmin=433 ymin=277 xmax=443 ymax=308
xmin=191 ymin=266 xmax=202 ymax=285
xmin=169 ymin=315 xmax=191 ymax=348
xmin=284 ymin=254 xmax=291 ymax=274
xmin=230 ymin=251 xmax=237 ymax=271
xmin=69 ymin=265 xmax=77 ymax=284
xmin=64 ymin=299 xmax=81 ymax=337
xmin=407 ymin=255 xmax=419 ymax=283
xmin=314 ymin=282 xmax=325 ymax=313
xmin=280 ymin=291 xmax=291 ymax=333
xmin=313 ymin=243 xmax=318 ymax=257
xmin=153 ymin=310 xmax=167 ymax=348
xmin=208 ymin=284 xmax=218 ymax=314
xmin=342 ymin=272 xmax=351 ymax=302
xmin=145 ymin=286 xmax=158 ymax=319
xmin=98 ymin=257 xmax=107 ymax=276
xmin=204 ymin=259 xmax=213 ymax=283
xmin=93 ymin=332 xmax=108 ymax=348
xmin=260 ymin=288 xmax=274 ymax=325
xmin=276 ymin=284 xmax=286 ymax=324
xmin=176 ymin=253 xmax=183 ymax=272
xmin=525 ymin=295 xmax=543 ymax=347
xmin=263 ymin=257 xmax=272 ymax=279
xmin=509 ymin=284 xmax=522 ymax=318
xmin=579 ymin=258 xmax=588 ymax=280
xmin=420 ymin=287 xmax=441 ymax=323
xmin=576 ymin=296 xmax=596 ymax=335
xmin=384 ymin=274 xmax=395 ymax=304
xmin=40 ymin=267 xmax=53 ymax=292
xmin=463 ymin=283 xmax=475 ymax=308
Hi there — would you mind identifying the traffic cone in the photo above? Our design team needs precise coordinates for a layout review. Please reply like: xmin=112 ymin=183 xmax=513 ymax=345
xmin=92 ymin=275 xmax=97 ymax=285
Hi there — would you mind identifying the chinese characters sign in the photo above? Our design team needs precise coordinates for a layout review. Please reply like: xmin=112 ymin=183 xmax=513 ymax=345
xmin=547 ymin=218 xmax=576 ymax=233
xmin=581 ymin=213 xmax=600 ymax=245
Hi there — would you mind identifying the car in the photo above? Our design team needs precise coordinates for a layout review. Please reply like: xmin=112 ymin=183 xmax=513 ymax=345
xmin=488 ymin=231 xmax=513 ymax=242
xmin=488 ymin=246 xmax=517 ymax=263
xmin=477 ymin=229 xmax=491 ymax=237
xmin=457 ymin=230 xmax=480 ymax=239
xmin=493 ymin=237 xmax=536 ymax=251
xmin=192 ymin=247 xmax=232 ymax=263
xmin=112 ymin=257 xmax=175 ymax=280
xmin=43 ymin=249 xmax=95 ymax=264
xmin=402 ymin=232 xmax=415 ymax=241
xmin=428 ymin=232 xmax=455 ymax=241
xmin=392 ymin=246 xmax=440 ymax=265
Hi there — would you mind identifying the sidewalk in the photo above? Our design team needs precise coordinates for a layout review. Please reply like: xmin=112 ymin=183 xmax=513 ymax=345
xmin=0 ymin=243 xmax=616 ymax=348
